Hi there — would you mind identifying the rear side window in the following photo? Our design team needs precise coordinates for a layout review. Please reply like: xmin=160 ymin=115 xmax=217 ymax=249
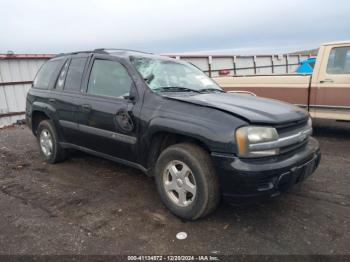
xmin=327 ymin=46 xmax=350 ymax=74
xmin=33 ymin=60 xmax=62 ymax=89
xmin=64 ymin=57 xmax=87 ymax=92
xmin=87 ymin=59 xmax=132 ymax=99
xmin=55 ymin=60 xmax=69 ymax=90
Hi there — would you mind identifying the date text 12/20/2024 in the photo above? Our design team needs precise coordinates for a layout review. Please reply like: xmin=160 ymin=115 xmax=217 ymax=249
xmin=127 ymin=255 xmax=219 ymax=261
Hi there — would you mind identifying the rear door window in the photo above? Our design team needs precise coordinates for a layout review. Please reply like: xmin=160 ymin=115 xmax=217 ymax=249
xmin=64 ymin=57 xmax=87 ymax=92
xmin=87 ymin=59 xmax=132 ymax=99
xmin=33 ymin=59 xmax=63 ymax=89
xmin=55 ymin=60 xmax=69 ymax=90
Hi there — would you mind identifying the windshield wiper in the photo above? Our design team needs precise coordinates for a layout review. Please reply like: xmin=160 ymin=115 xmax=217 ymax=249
xmin=198 ymin=88 xmax=226 ymax=93
xmin=153 ymin=86 xmax=201 ymax=93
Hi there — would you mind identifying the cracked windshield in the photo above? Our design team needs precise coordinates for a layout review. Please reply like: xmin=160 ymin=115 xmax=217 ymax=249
xmin=132 ymin=57 xmax=223 ymax=93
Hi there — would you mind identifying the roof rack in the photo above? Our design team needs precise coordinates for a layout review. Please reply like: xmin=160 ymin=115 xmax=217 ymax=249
xmin=55 ymin=49 xmax=109 ymax=57
xmin=56 ymin=50 xmax=93 ymax=57
xmin=55 ymin=48 xmax=152 ymax=58
xmin=93 ymin=48 xmax=152 ymax=55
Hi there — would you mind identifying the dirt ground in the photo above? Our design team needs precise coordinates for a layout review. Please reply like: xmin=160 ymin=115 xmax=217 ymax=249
xmin=0 ymin=120 xmax=349 ymax=255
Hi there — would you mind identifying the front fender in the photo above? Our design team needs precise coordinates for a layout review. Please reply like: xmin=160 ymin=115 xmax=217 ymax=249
xmin=143 ymin=114 xmax=240 ymax=154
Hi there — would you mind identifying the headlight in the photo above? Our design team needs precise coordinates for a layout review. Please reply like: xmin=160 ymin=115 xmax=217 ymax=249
xmin=235 ymin=126 xmax=279 ymax=157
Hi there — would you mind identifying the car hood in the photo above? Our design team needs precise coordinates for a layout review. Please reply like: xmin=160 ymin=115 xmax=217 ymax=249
xmin=165 ymin=92 xmax=309 ymax=124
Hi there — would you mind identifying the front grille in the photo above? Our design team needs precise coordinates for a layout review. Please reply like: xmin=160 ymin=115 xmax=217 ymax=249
xmin=279 ymin=139 xmax=308 ymax=155
xmin=275 ymin=118 xmax=308 ymax=134
xmin=276 ymin=119 xmax=310 ymax=155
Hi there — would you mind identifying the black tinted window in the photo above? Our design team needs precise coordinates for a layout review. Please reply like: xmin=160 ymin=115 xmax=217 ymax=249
xmin=33 ymin=60 xmax=62 ymax=89
xmin=64 ymin=57 xmax=87 ymax=91
xmin=87 ymin=59 xmax=132 ymax=98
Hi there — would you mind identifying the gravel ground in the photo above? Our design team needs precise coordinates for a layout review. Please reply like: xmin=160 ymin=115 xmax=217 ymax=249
xmin=0 ymin=119 xmax=349 ymax=255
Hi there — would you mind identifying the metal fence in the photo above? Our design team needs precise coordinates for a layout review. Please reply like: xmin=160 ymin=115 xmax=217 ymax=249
xmin=165 ymin=54 xmax=313 ymax=77
xmin=0 ymin=54 xmax=52 ymax=127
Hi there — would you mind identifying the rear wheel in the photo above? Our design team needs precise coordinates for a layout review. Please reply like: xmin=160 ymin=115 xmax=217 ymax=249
xmin=37 ymin=120 xmax=66 ymax=163
xmin=155 ymin=143 xmax=220 ymax=220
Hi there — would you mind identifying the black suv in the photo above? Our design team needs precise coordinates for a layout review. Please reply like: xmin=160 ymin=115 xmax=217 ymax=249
xmin=26 ymin=49 xmax=321 ymax=220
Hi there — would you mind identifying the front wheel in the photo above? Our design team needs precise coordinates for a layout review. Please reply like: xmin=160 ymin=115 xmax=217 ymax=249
xmin=155 ymin=143 xmax=220 ymax=220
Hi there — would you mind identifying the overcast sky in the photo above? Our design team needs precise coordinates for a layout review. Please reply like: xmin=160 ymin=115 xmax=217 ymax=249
xmin=0 ymin=0 xmax=349 ymax=54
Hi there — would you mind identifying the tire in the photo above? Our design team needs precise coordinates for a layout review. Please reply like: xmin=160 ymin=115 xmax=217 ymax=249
xmin=154 ymin=143 xmax=220 ymax=220
xmin=37 ymin=120 xmax=66 ymax=164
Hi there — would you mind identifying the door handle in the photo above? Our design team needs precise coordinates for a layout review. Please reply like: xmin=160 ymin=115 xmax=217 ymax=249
xmin=320 ymin=79 xmax=334 ymax=84
xmin=49 ymin=98 xmax=56 ymax=103
xmin=81 ymin=104 xmax=91 ymax=112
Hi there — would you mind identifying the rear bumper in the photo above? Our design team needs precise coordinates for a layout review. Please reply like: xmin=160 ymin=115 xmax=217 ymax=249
xmin=211 ymin=137 xmax=321 ymax=203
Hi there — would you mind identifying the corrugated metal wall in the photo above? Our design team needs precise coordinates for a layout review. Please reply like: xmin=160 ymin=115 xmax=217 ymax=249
xmin=0 ymin=56 xmax=50 ymax=127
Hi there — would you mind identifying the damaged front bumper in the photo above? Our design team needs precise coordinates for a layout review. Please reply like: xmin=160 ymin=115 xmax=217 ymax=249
xmin=211 ymin=137 xmax=321 ymax=202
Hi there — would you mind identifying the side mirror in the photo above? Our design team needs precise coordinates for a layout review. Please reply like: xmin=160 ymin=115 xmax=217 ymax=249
xmin=143 ymin=73 xmax=154 ymax=84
